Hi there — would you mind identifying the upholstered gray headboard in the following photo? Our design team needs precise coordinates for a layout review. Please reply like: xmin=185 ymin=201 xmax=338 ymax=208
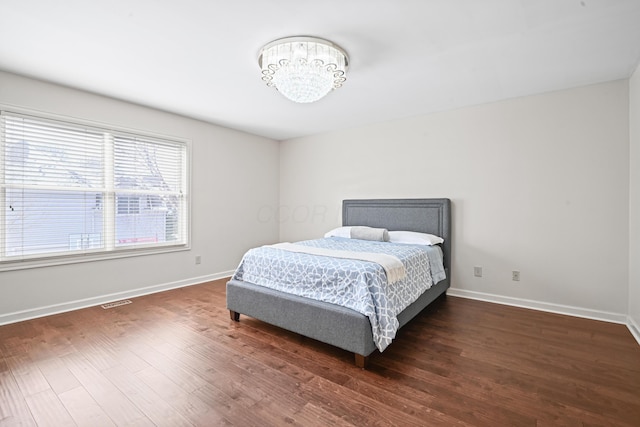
xmin=342 ymin=198 xmax=451 ymax=272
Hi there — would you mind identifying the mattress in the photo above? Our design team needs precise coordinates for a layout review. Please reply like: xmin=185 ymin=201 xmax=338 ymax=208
xmin=231 ymin=237 xmax=445 ymax=351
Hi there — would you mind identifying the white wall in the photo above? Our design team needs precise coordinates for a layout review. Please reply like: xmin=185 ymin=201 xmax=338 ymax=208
xmin=629 ymin=64 xmax=640 ymax=337
xmin=0 ymin=71 xmax=280 ymax=323
xmin=1 ymin=71 xmax=634 ymax=329
xmin=280 ymin=81 xmax=630 ymax=320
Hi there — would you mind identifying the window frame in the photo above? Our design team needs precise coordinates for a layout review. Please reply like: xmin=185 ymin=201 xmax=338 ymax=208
xmin=0 ymin=106 xmax=191 ymax=272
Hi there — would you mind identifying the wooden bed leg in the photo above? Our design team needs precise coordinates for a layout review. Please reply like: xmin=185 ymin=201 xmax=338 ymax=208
xmin=354 ymin=354 xmax=369 ymax=369
xmin=229 ymin=310 xmax=240 ymax=322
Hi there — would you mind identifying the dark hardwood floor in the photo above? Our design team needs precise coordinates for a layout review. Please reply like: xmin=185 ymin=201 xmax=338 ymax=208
xmin=1 ymin=278 xmax=639 ymax=426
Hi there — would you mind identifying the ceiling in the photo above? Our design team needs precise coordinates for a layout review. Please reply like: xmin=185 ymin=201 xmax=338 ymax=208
xmin=1 ymin=0 xmax=640 ymax=141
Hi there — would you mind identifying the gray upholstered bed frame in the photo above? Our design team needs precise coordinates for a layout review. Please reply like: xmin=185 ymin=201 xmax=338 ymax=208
xmin=226 ymin=198 xmax=451 ymax=368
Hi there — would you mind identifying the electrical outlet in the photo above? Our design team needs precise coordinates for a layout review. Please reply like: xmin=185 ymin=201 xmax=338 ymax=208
xmin=195 ymin=255 xmax=201 ymax=265
xmin=473 ymin=266 xmax=482 ymax=277
xmin=512 ymin=270 xmax=520 ymax=281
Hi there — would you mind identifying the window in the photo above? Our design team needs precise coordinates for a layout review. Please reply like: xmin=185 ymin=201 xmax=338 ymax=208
xmin=0 ymin=111 xmax=189 ymax=268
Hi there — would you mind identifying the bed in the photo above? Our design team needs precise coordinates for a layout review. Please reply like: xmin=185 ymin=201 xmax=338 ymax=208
xmin=226 ymin=198 xmax=451 ymax=368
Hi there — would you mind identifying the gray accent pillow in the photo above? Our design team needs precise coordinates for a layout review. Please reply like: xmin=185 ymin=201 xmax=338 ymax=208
xmin=350 ymin=226 xmax=390 ymax=242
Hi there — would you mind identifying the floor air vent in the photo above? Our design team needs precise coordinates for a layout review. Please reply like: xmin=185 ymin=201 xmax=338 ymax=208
xmin=101 ymin=300 xmax=132 ymax=309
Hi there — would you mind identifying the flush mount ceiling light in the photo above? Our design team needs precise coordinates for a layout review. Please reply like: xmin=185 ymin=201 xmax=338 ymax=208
xmin=258 ymin=36 xmax=349 ymax=103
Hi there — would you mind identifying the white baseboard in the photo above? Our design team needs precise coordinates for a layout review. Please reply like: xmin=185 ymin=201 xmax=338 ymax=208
xmin=5 ymin=279 xmax=639 ymax=348
xmin=0 ymin=270 xmax=235 ymax=326
xmin=628 ymin=316 xmax=640 ymax=346
xmin=446 ymin=287 xmax=628 ymax=325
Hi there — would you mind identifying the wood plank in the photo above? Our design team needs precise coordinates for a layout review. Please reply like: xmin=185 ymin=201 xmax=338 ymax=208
xmin=0 ymin=371 xmax=37 ymax=427
xmin=23 ymin=389 xmax=75 ymax=427
xmin=4 ymin=354 xmax=50 ymax=398
xmin=58 ymin=386 xmax=116 ymax=427
xmin=294 ymin=402 xmax=359 ymax=427
xmin=135 ymin=366 xmax=227 ymax=426
xmin=297 ymin=375 xmax=434 ymax=426
xmin=37 ymin=357 xmax=81 ymax=395
xmin=61 ymin=352 xmax=153 ymax=426
xmin=101 ymin=364 xmax=192 ymax=427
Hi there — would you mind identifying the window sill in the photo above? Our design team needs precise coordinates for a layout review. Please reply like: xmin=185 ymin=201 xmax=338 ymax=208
xmin=0 ymin=244 xmax=191 ymax=272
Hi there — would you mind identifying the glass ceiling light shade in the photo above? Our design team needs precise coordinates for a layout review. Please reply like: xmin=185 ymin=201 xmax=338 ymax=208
xmin=258 ymin=36 xmax=349 ymax=103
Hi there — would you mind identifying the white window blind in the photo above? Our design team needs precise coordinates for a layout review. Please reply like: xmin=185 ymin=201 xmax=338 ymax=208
xmin=0 ymin=111 xmax=188 ymax=267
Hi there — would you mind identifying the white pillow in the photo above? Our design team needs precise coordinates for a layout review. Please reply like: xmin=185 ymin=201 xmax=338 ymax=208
xmin=388 ymin=230 xmax=444 ymax=246
xmin=324 ymin=226 xmax=352 ymax=238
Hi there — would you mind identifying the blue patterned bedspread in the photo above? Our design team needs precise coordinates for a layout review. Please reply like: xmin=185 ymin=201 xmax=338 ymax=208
xmin=231 ymin=237 xmax=445 ymax=352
